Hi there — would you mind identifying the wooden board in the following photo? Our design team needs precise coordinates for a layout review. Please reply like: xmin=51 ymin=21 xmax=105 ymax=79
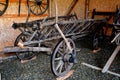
xmin=56 ymin=70 xmax=74 ymax=80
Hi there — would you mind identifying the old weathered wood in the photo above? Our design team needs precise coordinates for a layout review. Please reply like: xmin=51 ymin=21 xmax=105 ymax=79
xmin=3 ymin=47 xmax=51 ymax=53
xmin=82 ymin=62 xmax=120 ymax=77
xmin=102 ymin=46 xmax=120 ymax=73
xmin=18 ymin=42 xmax=24 ymax=48
xmin=65 ymin=0 xmax=78 ymax=15
xmin=56 ymin=70 xmax=74 ymax=80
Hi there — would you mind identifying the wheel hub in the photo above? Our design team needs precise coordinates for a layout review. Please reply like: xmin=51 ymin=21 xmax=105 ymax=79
xmin=36 ymin=0 xmax=42 ymax=5
xmin=63 ymin=51 xmax=77 ymax=63
xmin=63 ymin=53 xmax=71 ymax=62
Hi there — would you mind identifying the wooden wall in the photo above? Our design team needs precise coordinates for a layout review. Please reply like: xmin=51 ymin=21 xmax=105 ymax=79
xmin=49 ymin=0 xmax=85 ymax=18
xmin=88 ymin=0 xmax=120 ymax=18
xmin=0 ymin=0 xmax=48 ymax=57
xmin=0 ymin=0 xmax=120 ymax=57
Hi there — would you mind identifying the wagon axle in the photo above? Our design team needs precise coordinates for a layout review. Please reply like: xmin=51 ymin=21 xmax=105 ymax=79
xmin=63 ymin=51 xmax=77 ymax=63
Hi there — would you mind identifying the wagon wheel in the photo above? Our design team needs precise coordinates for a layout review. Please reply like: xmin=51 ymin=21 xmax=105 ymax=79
xmin=14 ymin=32 xmax=37 ymax=60
xmin=51 ymin=38 xmax=76 ymax=77
xmin=27 ymin=0 xmax=49 ymax=16
xmin=0 ymin=0 xmax=8 ymax=16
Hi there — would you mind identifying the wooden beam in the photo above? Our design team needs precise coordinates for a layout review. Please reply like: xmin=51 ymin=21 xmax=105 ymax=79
xmin=65 ymin=0 xmax=78 ymax=15
xmin=82 ymin=62 xmax=120 ymax=77
xmin=102 ymin=46 xmax=120 ymax=73
xmin=3 ymin=46 xmax=51 ymax=53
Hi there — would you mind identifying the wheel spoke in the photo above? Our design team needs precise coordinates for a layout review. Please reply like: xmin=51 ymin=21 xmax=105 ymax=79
xmin=56 ymin=60 xmax=63 ymax=71
xmin=15 ymin=32 xmax=37 ymax=60
xmin=55 ymin=57 xmax=62 ymax=61
xmin=40 ymin=4 xmax=46 ymax=9
xmin=32 ymin=5 xmax=37 ymax=13
xmin=51 ymin=38 xmax=76 ymax=76
xmin=30 ymin=4 xmax=36 ymax=8
xmin=59 ymin=61 xmax=64 ymax=73
xmin=36 ymin=6 xmax=39 ymax=14
xmin=58 ymin=48 xmax=64 ymax=55
xmin=0 ymin=2 xmax=7 ymax=6
xmin=38 ymin=5 xmax=42 ymax=13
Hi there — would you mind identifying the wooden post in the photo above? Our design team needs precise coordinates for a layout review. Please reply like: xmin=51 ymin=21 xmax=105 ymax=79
xmin=85 ymin=0 xmax=90 ymax=19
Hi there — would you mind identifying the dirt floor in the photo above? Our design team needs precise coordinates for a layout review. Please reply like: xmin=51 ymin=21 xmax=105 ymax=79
xmin=0 ymin=38 xmax=120 ymax=80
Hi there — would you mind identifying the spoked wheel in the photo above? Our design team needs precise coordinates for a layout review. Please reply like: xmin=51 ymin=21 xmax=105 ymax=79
xmin=51 ymin=38 xmax=76 ymax=77
xmin=27 ymin=0 xmax=49 ymax=15
xmin=0 ymin=0 xmax=8 ymax=16
xmin=14 ymin=32 xmax=37 ymax=60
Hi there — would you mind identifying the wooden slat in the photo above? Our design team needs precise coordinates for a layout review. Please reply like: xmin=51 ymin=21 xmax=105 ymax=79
xmin=3 ymin=46 xmax=51 ymax=53
xmin=102 ymin=46 xmax=120 ymax=73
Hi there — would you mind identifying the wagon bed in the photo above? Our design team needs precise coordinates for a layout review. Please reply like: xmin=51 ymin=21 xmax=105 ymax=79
xmin=3 ymin=14 xmax=106 ymax=77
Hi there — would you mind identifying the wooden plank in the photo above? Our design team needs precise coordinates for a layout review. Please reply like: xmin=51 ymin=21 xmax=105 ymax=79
xmin=102 ymin=46 xmax=120 ymax=73
xmin=82 ymin=62 xmax=120 ymax=77
xmin=56 ymin=70 xmax=74 ymax=80
xmin=3 ymin=47 xmax=51 ymax=53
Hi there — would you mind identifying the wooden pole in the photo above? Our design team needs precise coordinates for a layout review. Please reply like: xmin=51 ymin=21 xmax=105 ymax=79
xmin=102 ymin=46 xmax=120 ymax=73
xmin=54 ymin=0 xmax=72 ymax=52
xmin=82 ymin=62 xmax=120 ymax=77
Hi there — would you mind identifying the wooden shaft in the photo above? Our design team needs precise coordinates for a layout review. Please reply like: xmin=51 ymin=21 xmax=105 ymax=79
xmin=102 ymin=46 xmax=120 ymax=73
xmin=54 ymin=0 xmax=72 ymax=52
xmin=55 ymin=24 xmax=72 ymax=52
